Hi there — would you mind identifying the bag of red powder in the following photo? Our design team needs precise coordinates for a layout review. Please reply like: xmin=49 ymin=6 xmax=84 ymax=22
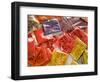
xmin=34 ymin=47 xmax=51 ymax=66
xmin=34 ymin=28 xmax=48 ymax=44
xmin=38 ymin=36 xmax=57 ymax=51
xmin=55 ymin=33 xmax=75 ymax=53
xmin=28 ymin=41 xmax=51 ymax=66
xmin=71 ymin=27 xmax=88 ymax=45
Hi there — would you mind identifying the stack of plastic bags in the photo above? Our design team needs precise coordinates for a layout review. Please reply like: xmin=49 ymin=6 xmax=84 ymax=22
xmin=28 ymin=15 xmax=88 ymax=66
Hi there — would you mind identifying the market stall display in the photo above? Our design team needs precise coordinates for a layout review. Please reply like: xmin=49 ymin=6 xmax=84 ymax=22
xmin=28 ymin=15 xmax=88 ymax=66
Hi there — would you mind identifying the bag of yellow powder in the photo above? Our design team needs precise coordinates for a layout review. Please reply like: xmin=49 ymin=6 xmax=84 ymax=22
xmin=48 ymin=50 xmax=68 ymax=65
xmin=78 ymin=50 xmax=88 ymax=64
xmin=70 ymin=38 xmax=87 ymax=61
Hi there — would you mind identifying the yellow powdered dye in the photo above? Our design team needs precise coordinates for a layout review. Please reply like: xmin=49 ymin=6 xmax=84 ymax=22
xmin=70 ymin=38 xmax=87 ymax=61
xmin=48 ymin=50 xmax=68 ymax=65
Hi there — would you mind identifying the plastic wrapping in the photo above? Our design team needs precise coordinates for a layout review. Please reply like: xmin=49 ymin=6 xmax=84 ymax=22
xmin=70 ymin=38 xmax=87 ymax=61
xmin=48 ymin=50 xmax=68 ymax=65
xmin=43 ymin=19 xmax=61 ymax=35
xmin=71 ymin=27 xmax=88 ymax=45
xmin=28 ymin=44 xmax=51 ymax=66
xmin=28 ymin=15 xmax=88 ymax=66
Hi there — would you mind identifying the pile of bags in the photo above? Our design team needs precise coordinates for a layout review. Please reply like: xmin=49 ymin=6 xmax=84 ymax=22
xmin=28 ymin=15 xmax=88 ymax=66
